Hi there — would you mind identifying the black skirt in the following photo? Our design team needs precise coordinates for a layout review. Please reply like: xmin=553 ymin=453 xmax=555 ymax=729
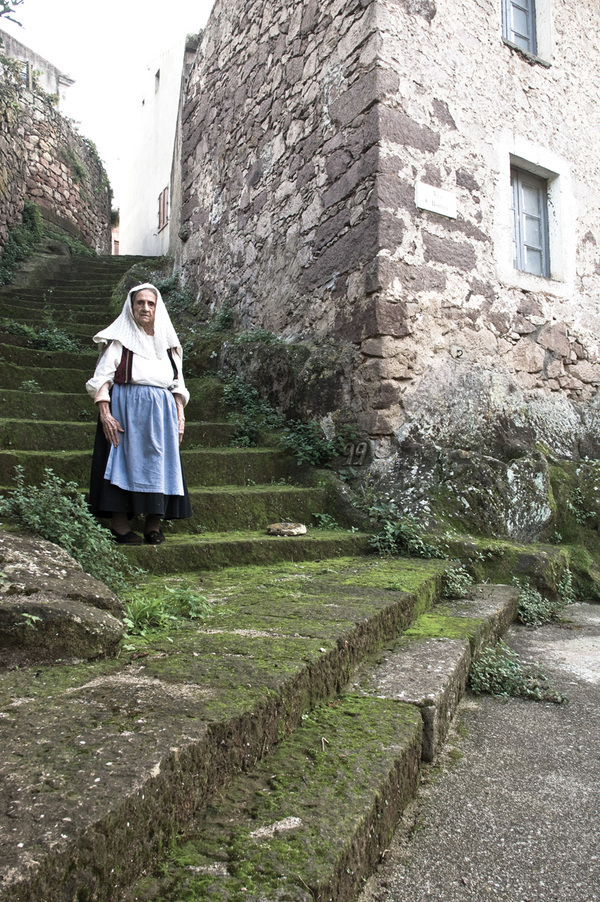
xmin=89 ymin=418 xmax=192 ymax=520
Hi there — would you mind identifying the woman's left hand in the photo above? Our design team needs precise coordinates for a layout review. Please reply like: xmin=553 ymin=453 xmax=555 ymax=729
xmin=175 ymin=395 xmax=185 ymax=444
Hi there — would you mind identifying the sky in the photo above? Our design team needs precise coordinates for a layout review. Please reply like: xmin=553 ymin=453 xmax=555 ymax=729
xmin=1 ymin=0 xmax=215 ymax=203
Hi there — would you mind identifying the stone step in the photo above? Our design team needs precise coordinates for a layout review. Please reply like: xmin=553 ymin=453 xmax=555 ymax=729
xmin=0 ymin=341 xmax=96 ymax=368
xmin=0 ymin=419 xmax=237 ymax=452
xmin=126 ymin=696 xmax=422 ymax=902
xmin=1 ymin=361 xmax=102 ymax=392
xmin=0 ymin=302 xmax=110 ymax=328
xmin=0 ymin=556 xmax=445 ymax=902
xmin=126 ymin=584 xmax=518 ymax=902
xmin=122 ymin=530 xmax=371 ymax=573
xmin=0 ymin=447 xmax=296 ymax=487
xmin=350 ymin=584 xmax=519 ymax=762
xmin=0 ymin=382 xmax=224 ymax=422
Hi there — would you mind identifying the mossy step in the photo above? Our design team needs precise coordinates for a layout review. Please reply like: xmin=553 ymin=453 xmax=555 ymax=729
xmin=0 ymin=383 xmax=224 ymax=422
xmin=0 ymin=361 xmax=97 ymax=392
xmin=0 ymin=317 xmax=106 ymax=339
xmin=123 ymin=530 xmax=372 ymax=573
xmin=0 ymin=556 xmax=444 ymax=902
xmin=349 ymin=584 xmax=519 ymax=763
xmin=0 ymin=342 xmax=95 ymax=369
xmin=0 ymin=447 xmax=296 ymax=487
xmin=126 ymin=696 xmax=422 ymax=902
xmin=0 ymin=420 xmax=237 ymax=452
xmin=90 ymin=485 xmax=330 ymax=535
xmin=0 ymin=296 xmax=115 ymax=313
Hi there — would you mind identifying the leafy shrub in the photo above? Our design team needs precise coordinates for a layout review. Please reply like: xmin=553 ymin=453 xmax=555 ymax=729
xmin=0 ymin=466 xmax=139 ymax=593
xmin=2 ymin=318 xmax=81 ymax=352
xmin=514 ymin=577 xmax=572 ymax=626
xmin=470 ymin=640 xmax=567 ymax=703
xmin=442 ymin=564 xmax=474 ymax=598
xmin=19 ymin=379 xmax=41 ymax=392
xmin=312 ymin=512 xmax=340 ymax=530
xmin=367 ymin=499 xmax=446 ymax=559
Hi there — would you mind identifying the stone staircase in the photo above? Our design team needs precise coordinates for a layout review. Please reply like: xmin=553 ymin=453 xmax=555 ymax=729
xmin=0 ymin=251 xmax=520 ymax=902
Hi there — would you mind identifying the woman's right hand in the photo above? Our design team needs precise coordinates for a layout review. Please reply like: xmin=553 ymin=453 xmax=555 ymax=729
xmin=97 ymin=401 xmax=124 ymax=447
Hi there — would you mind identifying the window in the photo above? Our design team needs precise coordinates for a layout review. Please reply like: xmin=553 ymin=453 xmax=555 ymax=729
xmin=502 ymin=0 xmax=537 ymax=55
xmin=155 ymin=69 xmax=161 ymax=92
xmin=511 ymin=167 xmax=549 ymax=277
xmin=158 ymin=187 xmax=169 ymax=232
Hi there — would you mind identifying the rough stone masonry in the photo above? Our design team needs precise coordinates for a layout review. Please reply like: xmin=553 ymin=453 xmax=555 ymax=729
xmin=174 ymin=0 xmax=600 ymax=470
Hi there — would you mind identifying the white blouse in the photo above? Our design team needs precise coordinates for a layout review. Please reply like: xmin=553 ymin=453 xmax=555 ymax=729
xmin=86 ymin=339 xmax=189 ymax=406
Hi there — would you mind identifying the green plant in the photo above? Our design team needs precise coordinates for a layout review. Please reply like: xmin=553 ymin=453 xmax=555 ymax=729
xmin=0 ymin=201 xmax=44 ymax=285
xmin=557 ymin=567 xmax=576 ymax=606
xmin=123 ymin=582 xmax=212 ymax=636
xmin=0 ymin=467 xmax=140 ymax=593
xmin=442 ymin=564 xmax=474 ymax=598
xmin=223 ymin=377 xmax=283 ymax=447
xmin=469 ymin=640 xmax=567 ymax=703
xmin=312 ymin=512 xmax=340 ymax=530
xmin=19 ymin=379 xmax=41 ymax=392
xmin=279 ymin=420 xmax=355 ymax=468
xmin=155 ymin=273 xmax=196 ymax=315
xmin=234 ymin=327 xmax=280 ymax=344
xmin=207 ymin=304 xmax=234 ymax=333
xmin=514 ymin=578 xmax=569 ymax=627
xmin=59 ymin=143 xmax=88 ymax=183
xmin=2 ymin=318 xmax=81 ymax=352
xmin=367 ymin=499 xmax=445 ymax=559
xmin=567 ymin=487 xmax=593 ymax=525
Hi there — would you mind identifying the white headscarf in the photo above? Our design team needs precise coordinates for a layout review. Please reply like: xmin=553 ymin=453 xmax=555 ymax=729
xmin=92 ymin=283 xmax=181 ymax=360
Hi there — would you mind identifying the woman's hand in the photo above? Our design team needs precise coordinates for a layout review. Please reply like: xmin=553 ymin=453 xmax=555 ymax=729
xmin=97 ymin=400 xmax=124 ymax=447
xmin=175 ymin=394 xmax=185 ymax=444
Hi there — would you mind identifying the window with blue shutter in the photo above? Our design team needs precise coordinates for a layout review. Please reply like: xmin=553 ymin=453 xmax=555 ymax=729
xmin=502 ymin=0 xmax=538 ymax=55
xmin=511 ymin=167 xmax=550 ymax=277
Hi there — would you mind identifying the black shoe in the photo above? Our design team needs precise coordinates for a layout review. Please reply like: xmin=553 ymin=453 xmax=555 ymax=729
xmin=110 ymin=529 xmax=143 ymax=545
xmin=144 ymin=530 xmax=165 ymax=545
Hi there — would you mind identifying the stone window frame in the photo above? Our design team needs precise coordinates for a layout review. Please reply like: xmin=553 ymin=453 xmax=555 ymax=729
xmin=493 ymin=138 xmax=575 ymax=298
xmin=502 ymin=0 xmax=552 ymax=67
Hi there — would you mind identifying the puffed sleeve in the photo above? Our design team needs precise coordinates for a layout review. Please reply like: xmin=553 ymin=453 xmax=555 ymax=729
xmin=85 ymin=341 xmax=124 ymax=402
xmin=169 ymin=347 xmax=190 ymax=406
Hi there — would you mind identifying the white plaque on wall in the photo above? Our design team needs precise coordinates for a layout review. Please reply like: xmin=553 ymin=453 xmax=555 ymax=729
xmin=415 ymin=181 xmax=457 ymax=219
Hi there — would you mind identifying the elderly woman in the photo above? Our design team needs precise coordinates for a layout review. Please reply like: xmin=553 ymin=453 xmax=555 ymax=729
xmin=86 ymin=283 xmax=192 ymax=545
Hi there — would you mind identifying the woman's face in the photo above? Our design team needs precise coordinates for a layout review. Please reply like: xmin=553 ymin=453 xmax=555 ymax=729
xmin=132 ymin=289 xmax=157 ymax=335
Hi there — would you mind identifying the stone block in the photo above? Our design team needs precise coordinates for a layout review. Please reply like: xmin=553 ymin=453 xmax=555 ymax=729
xmin=329 ymin=67 xmax=400 ymax=126
xmin=536 ymin=322 xmax=570 ymax=357
xmin=423 ymin=231 xmax=476 ymax=272
xmin=379 ymin=105 xmax=440 ymax=153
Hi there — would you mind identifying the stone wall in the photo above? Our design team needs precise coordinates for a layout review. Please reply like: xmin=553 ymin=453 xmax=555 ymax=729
xmin=0 ymin=61 xmax=111 ymax=253
xmin=177 ymin=0 xmax=600 ymax=464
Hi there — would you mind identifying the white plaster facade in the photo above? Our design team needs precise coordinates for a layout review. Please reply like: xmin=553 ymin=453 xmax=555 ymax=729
xmin=0 ymin=28 xmax=73 ymax=107
xmin=118 ymin=40 xmax=187 ymax=257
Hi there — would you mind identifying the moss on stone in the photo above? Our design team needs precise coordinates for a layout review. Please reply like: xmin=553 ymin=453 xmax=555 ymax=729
xmin=124 ymin=696 xmax=422 ymax=902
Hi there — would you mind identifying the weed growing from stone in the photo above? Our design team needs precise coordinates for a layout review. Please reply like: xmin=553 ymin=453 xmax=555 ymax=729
xmin=470 ymin=640 xmax=567 ymax=703
xmin=19 ymin=378 xmax=41 ymax=392
xmin=234 ymin=327 xmax=280 ymax=344
xmin=442 ymin=563 xmax=474 ymax=598
xmin=154 ymin=273 xmax=197 ymax=315
xmin=367 ymin=500 xmax=446 ymax=559
xmin=0 ymin=466 xmax=140 ymax=593
xmin=312 ymin=512 xmax=340 ymax=530
xmin=123 ymin=582 xmax=213 ymax=636
xmin=223 ymin=376 xmax=283 ymax=447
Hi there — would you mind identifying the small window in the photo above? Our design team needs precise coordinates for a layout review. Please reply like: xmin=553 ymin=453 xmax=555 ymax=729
xmin=502 ymin=0 xmax=537 ymax=55
xmin=158 ymin=187 xmax=169 ymax=232
xmin=511 ymin=167 xmax=549 ymax=277
xmin=155 ymin=69 xmax=161 ymax=92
